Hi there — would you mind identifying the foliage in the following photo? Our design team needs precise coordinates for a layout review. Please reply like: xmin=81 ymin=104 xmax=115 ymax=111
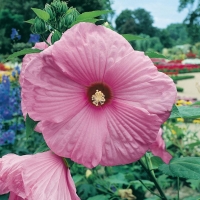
xmin=0 ymin=0 xmax=113 ymax=56
xmin=134 ymin=34 xmax=164 ymax=52
xmin=154 ymin=29 xmax=173 ymax=48
xmin=69 ymin=162 xmax=153 ymax=199
xmin=0 ymin=66 xmax=44 ymax=158
xmin=0 ymin=0 xmax=53 ymax=55
xmin=68 ymin=0 xmax=114 ymax=21
xmin=115 ymin=8 xmax=156 ymax=37
xmin=163 ymin=121 xmax=200 ymax=157
xmin=3 ymin=48 xmax=41 ymax=63
xmin=165 ymin=23 xmax=191 ymax=46
xmin=0 ymin=9 xmax=25 ymax=54
xmin=0 ymin=0 xmax=51 ymax=19
xmin=114 ymin=9 xmax=192 ymax=50
xmin=178 ymin=0 xmax=200 ymax=43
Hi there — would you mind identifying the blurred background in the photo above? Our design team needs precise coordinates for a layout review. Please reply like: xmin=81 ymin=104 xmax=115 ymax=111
xmin=0 ymin=0 xmax=200 ymax=55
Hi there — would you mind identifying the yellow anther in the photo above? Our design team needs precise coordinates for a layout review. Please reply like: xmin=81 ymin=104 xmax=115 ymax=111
xmin=91 ymin=90 xmax=105 ymax=106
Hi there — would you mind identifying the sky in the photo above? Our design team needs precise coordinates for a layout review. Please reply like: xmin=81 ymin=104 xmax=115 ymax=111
xmin=111 ymin=0 xmax=189 ymax=29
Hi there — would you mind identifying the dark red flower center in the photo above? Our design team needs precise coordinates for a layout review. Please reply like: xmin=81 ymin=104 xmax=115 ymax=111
xmin=87 ymin=83 xmax=112 ymax=106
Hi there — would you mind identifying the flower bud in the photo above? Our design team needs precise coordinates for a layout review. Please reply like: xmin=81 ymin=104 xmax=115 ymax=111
xmin=85 ymin=170 xmax=96 ymax=183
xmin=85 ymin=169 xmax=92 ymax=178
xmin=118 ymin=189 xmax=136 ymax=200
xmin=60 ymin=1 xmax=68 ymax=14
xmin=63 ymin=8 xmax=79 ymax=28
xmin=103 ymin=22 xmax=113 ymax=30
xmin=58 ymin=17 xmax=66 ymax=31
xmin=51 ymin=0 xmax=61 ymax=13
xmin=44 ymin=4 xmax=56 ymax=20
xmin=32 ymin=17 xmax=47 ymax=34
xmin=51 ymin=0 xmax=67 ymax=16
xmin=51 ymin=30 xmax=62 ymax=44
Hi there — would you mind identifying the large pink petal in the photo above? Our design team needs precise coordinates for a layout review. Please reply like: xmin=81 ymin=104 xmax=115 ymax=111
xmin=22 ymin=53 xmax=86 ymax=123
xmin=20 ymin=37 xmax=51 ymax=131
xmin=20 ymin=33 xmax=51 ymax=88
xmin=100 ymin=99 xmax=162 ymax=166
xmin=149 ymin=129 xmax=172 ymax=164
xmin=20 ymin=53 xmax=39 ymax=88
xmin=104 ymin=51 xmax=177 ymax=123
xmin=42 ymin=105 xmax=108 ymax=168
xmin=0 ymin=152 xmax=79 ymax=200
xmin=0 ymin=154 xmax=31 ymax=198
xmin=22 ymin=151 xmax=79 ymax=200
xmin=51 ymin=22 xmax=133 ymax=85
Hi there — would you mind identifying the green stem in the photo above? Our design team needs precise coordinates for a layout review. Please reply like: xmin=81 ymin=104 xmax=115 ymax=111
xmin=177 ymin=177 xmax=180 ymax=200
xmin=138 ymin=159 xmax=168 ymax=200
xmin=41 ymin=34 xmax=51 ymax=46
xmin=138 ymin=179 xmax=162 ymax=199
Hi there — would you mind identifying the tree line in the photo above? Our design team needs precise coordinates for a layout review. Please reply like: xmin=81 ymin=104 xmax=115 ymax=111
xmin=0 ymin=0 xmax=199 ymax=55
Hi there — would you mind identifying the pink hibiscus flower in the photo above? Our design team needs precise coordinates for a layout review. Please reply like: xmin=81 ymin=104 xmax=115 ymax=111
xmin=21 ymin=22 xmax=176 ymax=168
xmin=149 ymin=129 xmax=172 ymax=163
xmin=0 ymin=151 xmax=79 ymax=200
xmin=20 ymin=35 xmax=52 ymax=132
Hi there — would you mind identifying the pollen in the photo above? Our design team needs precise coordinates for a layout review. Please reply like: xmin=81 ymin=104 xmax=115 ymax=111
xmin=91 ymin=90 xmax=106 ymax=106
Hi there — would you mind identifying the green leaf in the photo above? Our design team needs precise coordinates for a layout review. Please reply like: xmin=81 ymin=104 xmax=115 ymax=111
xmin=104 ymin=173 xmax=128 ymax=185
xmin=157 ymin=174 xmax=171 ymax=189
xmin=70 ymin=18 xmax=102 ymax=27
xmin=132 ymin=180 xmax=155 ymax=189
xmin=31 ymin=8 xmax=50 ymax=21
xmin=25 ymin=114 xmax=39 ymax=138
xmin=145 ymin=51 xmax=166 ymax=58
xmin=0 ymin=194 xmax=9 ymax=200
xmin=51 ymin=30 xmax=62 ymax=44
xmin=170 ymin=105 xmax=200 ymax=119
xmin=159 ymin=157 xmax=200 ymax=179
xmin=178 ymin=106 xmax=200 ymax=118
xmin=169 ymin=104 xmax=181 ymax=119
xmin=186 ymin=179 xmax=200 ymax=190
xmin=78 ymin=184 xmax=97 ymax=199
xmin=183 ymin=195 xmax=200 ymax=200
xmin=140 ymin=180 xmax=155 ymax=188
xmin=87 ymin=195 xmax=111 ymax=200
xmin=73 ymin=174 xmax=84 ymax=184
xmin=158 ymin=163 xmax=175 ymax=177
xmin=34 ymin=140 xmax=50 ymax=154
xmin=24 ymin=19 xmax=35 ymax=24
xmin=187 ymin=141 xmax=200 ymax=149
xmin=191 ymin=101 xmax=200 ymax=106
xmin=151 ymin=156 xmax=164 ymax=170
xmin=170 ymin=157 xmax=200 ymax=179
xmin=3 ymin=48 xmax=42 ymax=62
xmin=121 ymin=34 xmax=144 ymax=41
xmin=95 ymin=19 xmax=106 ymax=25
xmin=76 ymin=10 xmax=111 ymax=20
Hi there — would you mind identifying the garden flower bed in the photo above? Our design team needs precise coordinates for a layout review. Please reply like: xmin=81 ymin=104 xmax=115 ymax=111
xmin=151 ymin=58 xmax=200 ymax=75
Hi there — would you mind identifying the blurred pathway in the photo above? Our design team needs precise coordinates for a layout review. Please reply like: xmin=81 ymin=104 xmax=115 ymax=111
xmin=175 ymin=72 xmax=200 ymax=138
xmin=176 ymin=72 xmax=200 ymax=99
